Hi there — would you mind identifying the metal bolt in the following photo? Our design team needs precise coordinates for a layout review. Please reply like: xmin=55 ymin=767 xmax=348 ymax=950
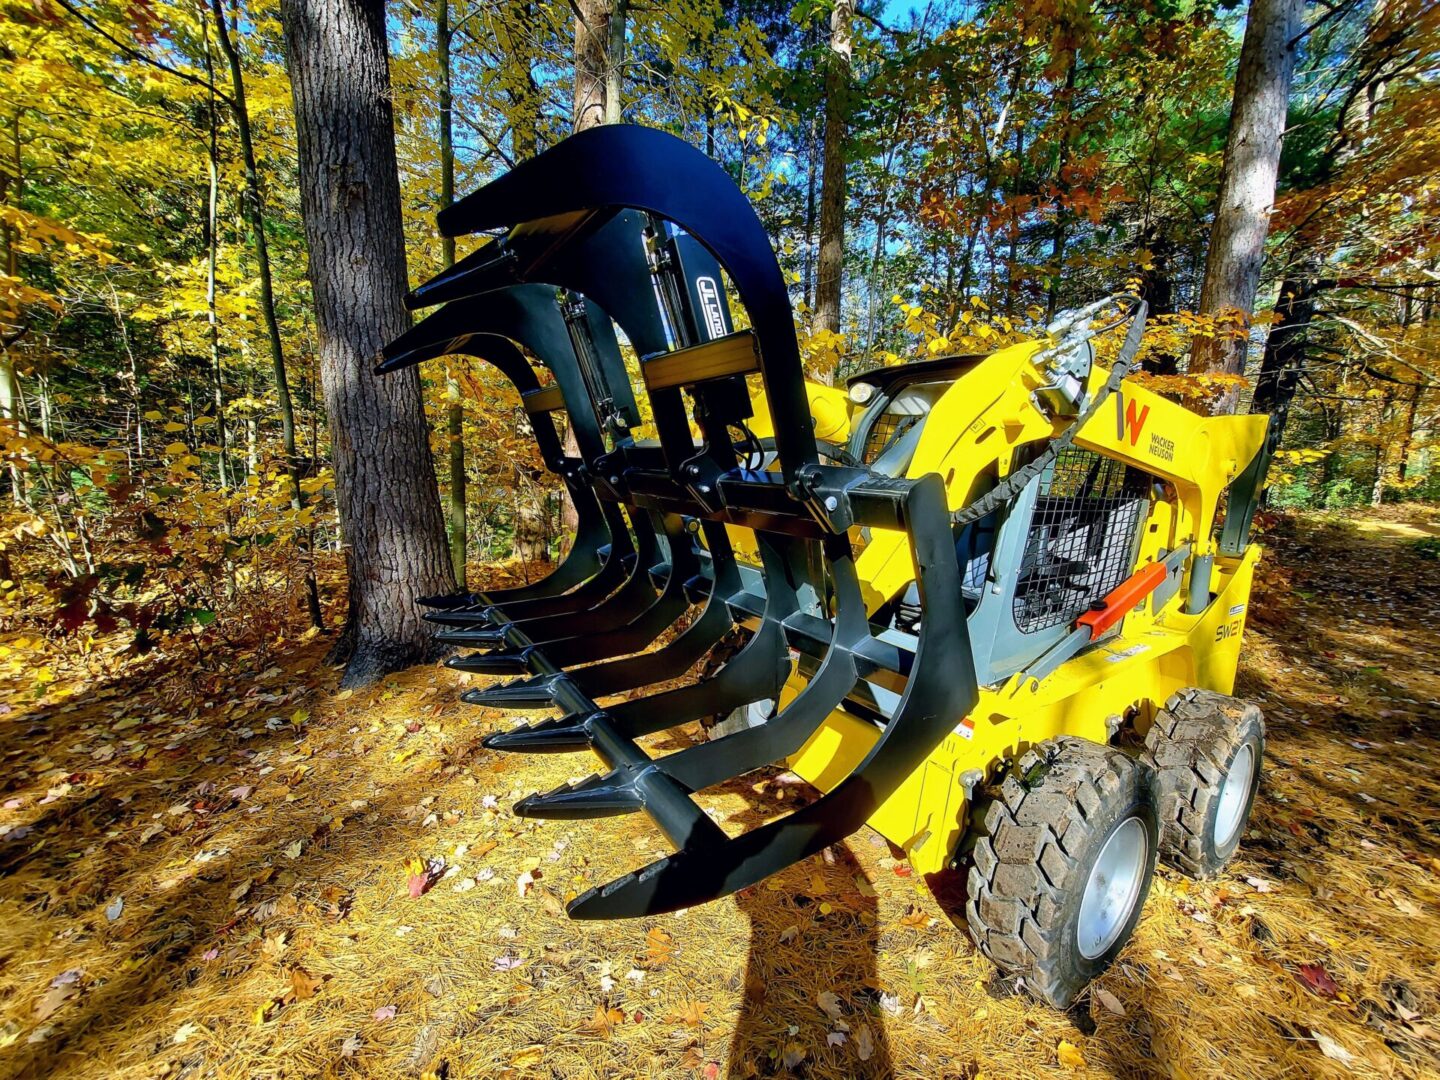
xmin=824 ymin=496 xmax=839 ymax=512
xmin=960 ymin=768 xmax=984 ymax=801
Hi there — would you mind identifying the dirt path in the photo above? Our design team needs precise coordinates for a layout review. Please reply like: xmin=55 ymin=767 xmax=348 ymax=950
xmin=0 ymin=510 xmax=1436 ymax=1079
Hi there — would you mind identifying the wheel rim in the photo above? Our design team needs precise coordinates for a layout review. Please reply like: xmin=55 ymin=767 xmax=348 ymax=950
xmin=1214 ymin=743 xmax=1255 ymax=849
xmin=1077 ymin=816 xmax=1148 ymax=960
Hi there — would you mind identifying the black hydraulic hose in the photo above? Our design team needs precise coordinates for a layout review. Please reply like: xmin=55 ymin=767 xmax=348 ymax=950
xmin=952 ymin=298 xmax=1149 ymax=528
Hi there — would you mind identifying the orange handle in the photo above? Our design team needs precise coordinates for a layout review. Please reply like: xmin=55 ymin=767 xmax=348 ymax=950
xmin=1075 ymin=560 xmax=1169 ymax=640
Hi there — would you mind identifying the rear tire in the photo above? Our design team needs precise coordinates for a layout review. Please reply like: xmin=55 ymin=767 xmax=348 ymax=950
xmin=1143 ymin=688 xmax=1265 ymax=878
xmin=964 ymin=736 xmax=1159 ymax=1009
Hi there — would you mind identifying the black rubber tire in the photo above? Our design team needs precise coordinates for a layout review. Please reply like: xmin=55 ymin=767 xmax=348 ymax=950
xmin=964 ymin=736 xmax=1160 ymax=1009
xmin=1142 ymin=688 xmax=1265 ymax=879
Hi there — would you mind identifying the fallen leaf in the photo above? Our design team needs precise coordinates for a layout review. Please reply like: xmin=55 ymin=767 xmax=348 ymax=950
xmin=230 ymin=878 xmax=254 ymax=902
xmin=899 ymin=905 xmax=930 ymax=929
xmin=779 ymin=924 xmax=799 ymax=944
xmin=644 ymin=925 xmax=675 ymax=967
xmin=584 ymin=1004 xmax=626 ymax=1038
xmin=1058 ymin=1039 xmax=1086 ymax=1069
xmin=283 ymin=839 xmax=304 ymax=860
xmin=510 ymin=1045 xmax=545 ymax=1067
xmin=1297 ymin=963 xmax=1339 ymax=999
xmin=290 ymin=967 xmax=324 ymax=1001
xmin=668 ymin=1000 xmax=708 ymax=1027
xmin=493 ymin=953 xmax=523 ymax=971
xmin=341 ymin=1033 xmax=363 ymax=1058
xmin=1312 ymin=1030 xmax=1355 ymax=1066
xmin=373 ymin=1005 xmax=397 ymax=1022
xmin=1093 ymin=987 xmax=1126 ymax=1016
xmin=817 ymin=991 xmax=843 ymax=1021
xmin=516 ymin=870 xmax=535 ymax=897
xmin=172 ymin=1021 xmax=201 ymax=1044
xmin=781 ymin=1045 xmax=807 ymax=1069
xmin=826 ymin=1030 xmax=846 ymax=1047
xmin=34 ymin=984 xmax=77 ymax=1021
xmin=855 ymin=1023 xmax=875 ymax=1061
xmin=104 ymin=896 xmax=124 ymax=922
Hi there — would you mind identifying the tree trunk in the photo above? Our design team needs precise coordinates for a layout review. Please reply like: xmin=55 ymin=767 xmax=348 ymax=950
xmin=1370 ymin=391 xmax=1392 ymax=506
xmin=814 ymin=0 xmax=852 ymax=336
xmin=2 ymin=114 xmax=26 ymax=505
xmin=1190 ymin=0 xmax=1303 ymax=410
xmin=1045 ymin=56 xmax=1079 ymax=322
xmin=280 ymin=0 xmax=455 ymax=685
xmin=508 ymin=45 xmax=548 ymax=564
xmin=604 ymin=0 xmax=626 ymax=125
xmin=435 ymin=0 xmax=467 ymax=586
xmin=212 ymin=0 xmax=323 ymax=628
xmin=572 ymin=0 xmax=611 ymax=133
xmin=557 ymin=0 xmax=616 ymax=536
xmin=200 ymin=20 xmax=231 ymax=490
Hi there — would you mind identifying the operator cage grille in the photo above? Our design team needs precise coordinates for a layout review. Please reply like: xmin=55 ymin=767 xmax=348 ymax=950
xmin=1013 ymin=447 xmax=1151 ymax=634
xmin=861 ymin=412 xmax=920 ymax=465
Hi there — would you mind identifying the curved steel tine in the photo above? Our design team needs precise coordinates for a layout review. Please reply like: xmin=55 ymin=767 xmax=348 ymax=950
xmin=381 ymin=285 xmax=674 ymax=637
xmin=567 ymin=476 xmax=976 ymax=918
xmin=378 ymin=329 xmax=607 ymax=607
xmin=436 ymin=125 xmax=817 ymax=485
xmin=511 ymin=531 xmax=866 ymax=813
xmin=482 ymin=532 xmax=795 ymax=752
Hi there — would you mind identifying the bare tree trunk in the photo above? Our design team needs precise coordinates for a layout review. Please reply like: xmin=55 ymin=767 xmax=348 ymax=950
xmin=1190 ymin=0 xmax=1303 ymax=411
xmin=200 ymin=18 xmax=231 ymax=490
xmin=508 ymin=19 xmax=548 ymax=564
xmin=435 ymin=0 xmax=467 ymax=586
xmin=557 ymin=0 xmax=616 ymax=536
xmin=280 ymin=0 xmax=455 ymax=685
xmin=1370 ymin=391 xmax=1392 ymax=506
xmin=2 ymin=112 xmax=26 ymax=504
xmin=814 ymin=0 xmax=852 ymax=337
xmin=212 ymin=0 xmax=323 ymax=627
xmin=604 ymin=0 xmax=626 ymax=124
xmin=572 ymin=0 xmax=611 ymax=133
xmin=1045 ymin=56 xmax=1078 ymax=322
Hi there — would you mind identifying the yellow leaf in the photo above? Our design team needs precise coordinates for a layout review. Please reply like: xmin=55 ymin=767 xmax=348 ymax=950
xmin=1058 ymin=1039 xmax=1086 ymax=1069
xmin=143 ymin=410 xmax=163 ymax=421
xmin=583 ymin=1004 xmax=626 ymax=1037
xmin=163 ymin=442 xmax=188 ymax=456
xmin=510 ymin=1046 xmax=545 ymax=1067
xmin=644 ymin=925 xmax=675 ymax=966
xmin=163 ymin=422 xmax=186 ymax=433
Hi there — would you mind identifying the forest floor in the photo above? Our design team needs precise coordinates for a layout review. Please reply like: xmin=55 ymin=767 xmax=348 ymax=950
xmin=1 ymin=508 xmax=1438 ymax=1080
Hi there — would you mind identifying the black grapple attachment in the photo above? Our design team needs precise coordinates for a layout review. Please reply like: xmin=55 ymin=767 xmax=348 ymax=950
xmin=379 ymin=125 xmax=979 ymax=918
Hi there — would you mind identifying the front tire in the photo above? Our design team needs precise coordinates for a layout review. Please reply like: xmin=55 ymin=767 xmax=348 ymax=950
xmin=1143 ymin=688 xmax=1265 ymax=878
xmin=964 ymin=737 xmax=1160 ymax=1009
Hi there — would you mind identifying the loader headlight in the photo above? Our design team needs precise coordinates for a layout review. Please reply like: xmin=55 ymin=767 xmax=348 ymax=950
xmin=849 ymin=382 xmax=876 ymax=405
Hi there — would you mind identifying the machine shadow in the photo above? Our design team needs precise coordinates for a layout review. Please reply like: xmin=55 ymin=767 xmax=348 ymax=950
xmin=701 ymin=778 xmax=895 ymax=1079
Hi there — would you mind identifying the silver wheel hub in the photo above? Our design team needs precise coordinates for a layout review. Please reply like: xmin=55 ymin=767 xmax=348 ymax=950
xmin=1077 ymin=815 xmax=1148 ymax=960
xmin=1215 ymin=743 xmax=1255 ymax=848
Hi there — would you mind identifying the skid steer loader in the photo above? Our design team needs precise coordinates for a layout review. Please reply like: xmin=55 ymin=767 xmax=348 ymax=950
xmin=378 ymin=125 xmax=1273 ymax=1008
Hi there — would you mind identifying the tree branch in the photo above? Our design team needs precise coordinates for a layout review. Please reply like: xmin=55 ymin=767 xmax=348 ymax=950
xmin=53 ymin=0 xmax=236 ymax=108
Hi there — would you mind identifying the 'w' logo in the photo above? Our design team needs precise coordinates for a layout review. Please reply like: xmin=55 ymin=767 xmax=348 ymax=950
xmin=1118 ymin=397 xmax=1150 ymax=446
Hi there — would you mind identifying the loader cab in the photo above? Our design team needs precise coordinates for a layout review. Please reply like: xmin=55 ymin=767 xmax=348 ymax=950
xmin=845 ymin=351 xmax=1163 ymax=688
